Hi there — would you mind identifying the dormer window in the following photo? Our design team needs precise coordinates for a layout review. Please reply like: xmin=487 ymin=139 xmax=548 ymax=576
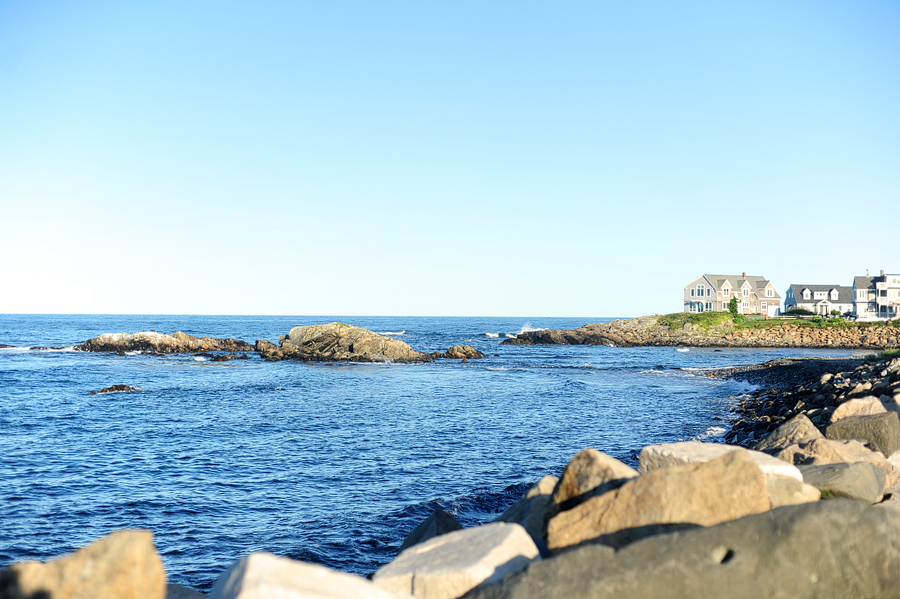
xmin=830 ymin=289 xmax=838 ymax=300
xmin=723 ymin=288 xmax=730 ymax=297
xmin=766 ymin=288 xmax=773 ymax=298
xmin=802 ymin=289 xmax=811 ymax=300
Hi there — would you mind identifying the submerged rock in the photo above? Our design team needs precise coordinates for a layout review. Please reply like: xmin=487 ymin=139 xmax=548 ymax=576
xmin=399 ymin=508 xmax=463 ymax=552
xmin=76 ymin=331 xmax=254 ymax=354
xmin=91 ymin=384 xmax=141 ymax=395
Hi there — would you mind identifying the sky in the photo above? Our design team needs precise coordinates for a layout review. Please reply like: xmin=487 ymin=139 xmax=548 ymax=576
xmin=1 ymin=1 xmax=898 ymax=317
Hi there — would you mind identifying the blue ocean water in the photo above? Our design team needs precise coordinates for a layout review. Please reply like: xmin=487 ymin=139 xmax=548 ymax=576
xmin=0 ymin=315 xmax=868 ymax=591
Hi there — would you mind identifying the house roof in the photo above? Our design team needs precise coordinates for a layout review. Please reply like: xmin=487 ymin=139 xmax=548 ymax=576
xmin=788 ymin=284 xmax=853 ymax=304
xmin=854 ymin=276 xmax=874 ymax=290
xmin=702 ymin=274 xmax=781 ymax=299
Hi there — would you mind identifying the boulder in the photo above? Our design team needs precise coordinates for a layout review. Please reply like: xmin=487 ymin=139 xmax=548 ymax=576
xmin=799 ymin=462 xmax=886 ymax=503
xmin=639 ymin=441 xmax=803 ymax=481
xmin=76 ymin=331 xmax=254 ymax=354
xmin=0 ymin=529 xmax=166 ymax=599
xmin=494 ymin=476 xmax=558 ymax=553
xmin=464 ymin=500 xmax=900 ymax=599
xmin=90 ymin=384 xmax=141 ymax=395
xmin=551 ymin=449 xmax=639 ymax=510
xmin=442 ymin=346 xmax=485 ymax=360
xmin=373 ymin=523 xmax=538 ymax=599
xmin=399 ymin=508 xmax=463 ymax=552
xmin=547 ymin=450 xmax=770 ymax=552
xmin=825 ymin=411 xmax=900 ymax=457
xmin=753 ymin=414 xmax=824 ymax=454
xmin=276 ymin=323 xmax=426 ymax=363
xmin=776 ymin=438 xmax=900 ymax=487
xmin=765 ymin=475 xmax=821 ymax=507
xmin=209 ymin=552 xmax=403 ymax=599
xmin=830 ymin=396 xmax=888 ymax=422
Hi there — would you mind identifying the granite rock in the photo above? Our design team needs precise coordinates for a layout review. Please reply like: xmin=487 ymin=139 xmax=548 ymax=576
xmin=799 ymin=462 xmax=886 ymax=503
xmin=399 ymin=508 xmax=463 ymax=553
xmin=825 ymin=411 xmax=900 ymax=458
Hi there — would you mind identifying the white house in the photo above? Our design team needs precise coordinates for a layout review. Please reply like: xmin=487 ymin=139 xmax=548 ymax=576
xmin=684 ymin=273 xmax=781 ymax=317
xmin=783 ymin=284 xmax=853 ymax=316
xmin=853 ymin=270 xmax=900 ymax=321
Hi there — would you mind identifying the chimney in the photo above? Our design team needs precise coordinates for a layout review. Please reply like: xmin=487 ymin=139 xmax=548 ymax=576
xmin=742 ymin=272 xmax=746 ymax=279
xmin=881 ymin=270 xmax=885 ymax=277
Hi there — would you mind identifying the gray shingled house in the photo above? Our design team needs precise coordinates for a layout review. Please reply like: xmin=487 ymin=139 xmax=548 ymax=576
xmin=783 ymin=284 xmax=853 ymax=316
xmin=683 ymin=273 xmax=780 ymax=317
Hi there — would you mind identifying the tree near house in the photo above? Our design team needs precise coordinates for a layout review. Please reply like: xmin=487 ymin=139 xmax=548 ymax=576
xmin=729 ymin=296 xmax=739 ymax=320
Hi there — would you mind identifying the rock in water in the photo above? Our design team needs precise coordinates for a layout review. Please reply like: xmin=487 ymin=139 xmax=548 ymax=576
xmin=373 ymin=523 xmax=538 ymax=599
xmin=76 ymin=331 xmax=254 ymax=354
xmin=464 ymin=500 xmax=900 ymax=599
xmin=0 ymin=529 xmax=166 ymax=599
xmin=547 ymin=450 xmax=770 ymax=552
xmin=441 ymin=346 xmax=485 ymax=360
xmin=399 ymin=508 xmax=463 ymax=552
xmin=275 ymin=323 xmax=426 ymax=363
xmin=209 ymin=552 xmax=404 ymax=599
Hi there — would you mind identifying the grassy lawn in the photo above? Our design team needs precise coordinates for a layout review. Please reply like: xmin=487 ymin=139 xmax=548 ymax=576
xmin=656 ymin=312 xmax=900 ymax=333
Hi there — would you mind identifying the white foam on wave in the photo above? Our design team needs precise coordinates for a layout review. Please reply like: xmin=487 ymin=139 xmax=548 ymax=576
xmin=124 ymin=350 xmax=143 ymax=356
xmin=503 ymin=333 xmax=517 ymax=338
xmin=692 ymin=426 xmax=727 ymax=441
xmin=193 ymin=356 xmax=207 ymax=361
xmin=518 ymin=322 xmax=548 ymax=334
xmin=378 ymin=331 xmax=406 ymax=336
xmin=485 ymin=332 xmax=500 ymax=338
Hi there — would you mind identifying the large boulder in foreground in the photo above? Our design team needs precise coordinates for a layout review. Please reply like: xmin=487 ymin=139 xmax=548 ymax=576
xmin=494 ymin=475 xmax=559 ymax=554
xmin=274 ymin=323 xmax=426 ymax=363
xmin=0 ymin=529 xmax=166 ymax=599
xmin=551 ymin=449 xmax=639 ymax=511
xmin=547 ymin=450 xmax=770 ymax=552
xmin=799 ymin=462 xmax=886 ymax=503
xmin=76 ymin=331 xmax=254 ymax=354
xmin=210 ymin=552 xmax=405 ymax=599
xmin=825 ymin=411 xmax=900 ymax=458
xmin=464 ymin=500 xmax=900 ymax=599
xmin=373 ymin=523 xmax=538 ymax=599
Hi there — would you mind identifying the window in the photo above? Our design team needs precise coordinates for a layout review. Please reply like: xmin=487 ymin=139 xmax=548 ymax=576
xmin=723 ymin=288 xmax=730 ymax=297
xmin=722 ymin=302 xmax=729 ymax=310
xmin=858 ymin=290 xmax=866 ymax=299
xmin=742 ymin=301 xmax=749 ymax=309
xmin=831 ymin=290 xmax=838 ymax=300
xmin=803 ymin=290 xmax=811 ymax=300
xmin=707 ymin=288 xmax=711 ymax=297
xmin=761 ymin=302 xmax=767 ymax=311
xmin=691 ymin=289 xmax=695 ymax=297
xmin=706 ymin=302 xmax=712 ymax=311
xmin=766 ymin=289 xmax=774 ymax=297
xmin=697 ymin=284 xmax=705 ymax=296
xmin=743 ymin=288 xmax=749 ymax=297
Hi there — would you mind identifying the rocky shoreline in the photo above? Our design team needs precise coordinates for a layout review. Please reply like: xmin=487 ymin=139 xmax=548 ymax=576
xmin=503 ymin=315 xmax=900 ymax=349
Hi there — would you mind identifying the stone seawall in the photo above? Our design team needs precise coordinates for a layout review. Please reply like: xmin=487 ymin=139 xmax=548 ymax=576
xmin=502 ymin=315 xmax=900 ymax=349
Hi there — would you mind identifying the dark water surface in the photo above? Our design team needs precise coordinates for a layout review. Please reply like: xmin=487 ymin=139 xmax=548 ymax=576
xmin=0 ymin=315 xmax=867 ymax=590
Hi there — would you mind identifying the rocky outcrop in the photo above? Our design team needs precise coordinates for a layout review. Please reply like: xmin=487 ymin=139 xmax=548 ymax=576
xmin=716 ymin=356 xmax=900 ymax=446
xmin=373 ymin=523 xmax=538 ymax=599
xmin=0 ymin=529 xmax=166 ymax=599
xmin=502 ymin=315 xmax=900 ymax=349
xmin=76 ymin=331 xmax=254 ymax=354
xmin=434 ymin=346 xmax=485 ymax=360
xmin=263 ymin=323 xmax=427 ymax=363
xmin=90 ymin=384 xmax=141 ymax=395
xmin=463 ymin=500 xmax=900 ymax=599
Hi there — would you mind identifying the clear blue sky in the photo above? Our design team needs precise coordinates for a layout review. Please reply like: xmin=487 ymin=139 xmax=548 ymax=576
xmin=1 ymin=1 xmax=897 ymax=316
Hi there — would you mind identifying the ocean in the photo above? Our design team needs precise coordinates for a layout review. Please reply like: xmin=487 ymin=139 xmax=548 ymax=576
xmin=0 ymin=314 xmax=868 ymax=591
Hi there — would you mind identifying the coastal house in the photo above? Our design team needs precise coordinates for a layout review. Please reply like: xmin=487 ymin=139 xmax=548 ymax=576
xmin=783 ymin=284 xmax=853 ymax=316
xmin=683 ymin=273 xmax=780 ymax=317
xmin=853 ymin=270 xmax=900 ymax=321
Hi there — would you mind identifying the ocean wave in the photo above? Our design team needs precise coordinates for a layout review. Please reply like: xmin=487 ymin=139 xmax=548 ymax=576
xmin=485 ymin=333 xmax=500 ymax=338
xmin=692 ymin=426 xmax=727 ymax=441
xmin=503 ymin=333 xmax=517 ymax=338
xmin=378 ymin=331 xmax=406 ymax=336
xmin=193 ymin=356 xmax=207 ymax=362
xmin=518 ymin=322 xmax=547 ymax=334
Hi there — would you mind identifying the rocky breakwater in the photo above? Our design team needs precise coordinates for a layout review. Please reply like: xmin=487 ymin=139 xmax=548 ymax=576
xmin=503 ymin=314 xmax=900 ymax=349
xmin=6 ymin=439 xmax=899 ymax=598
xmin=76 ymin=331 xmax=254 ymax=354
xmin=256 ymin=323 xmax=484 ymax=363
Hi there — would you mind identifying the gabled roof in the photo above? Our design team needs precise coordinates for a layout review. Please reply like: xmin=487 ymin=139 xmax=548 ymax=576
xmin=788 ymin=284 xmax=853 ymax=304
xmin=854 ymin=276 xmax=875 ymax=290
xmin=699 ymin=274 xmax=781 ymax=299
